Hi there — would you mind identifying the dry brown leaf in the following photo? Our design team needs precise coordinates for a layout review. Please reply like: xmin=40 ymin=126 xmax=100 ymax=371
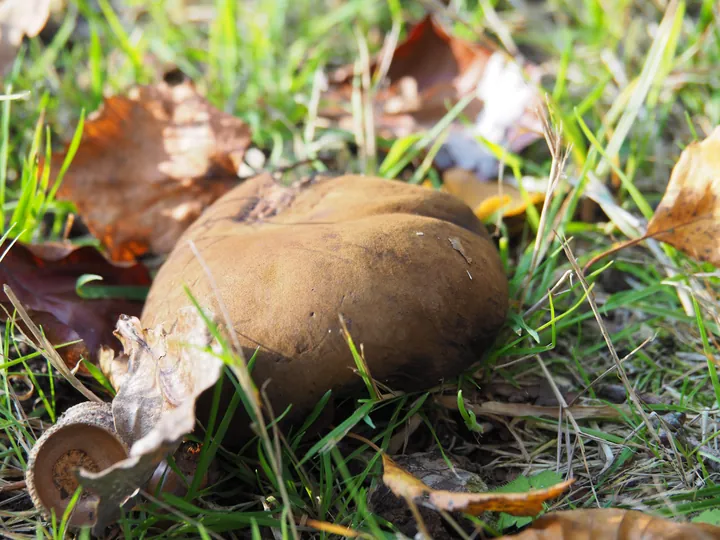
xmin=0 ymin=241 xmax=150 ymax=370
xmin=382 ymin=453 xmax=573 ymax=517
xmin=0 ymin=0 xmax=50 ymax=76
xmin=323 ymin=16 xmax=542 ymax=179
xmin=646 ymin=127 xmax=720 ymax=267
xmin=500 ymin=508 xmax=720 ymax=539
xmin=51 ymin=71 xmax=252 ymax=262
xmin=77 ymin=307 xmax=225 ymax=533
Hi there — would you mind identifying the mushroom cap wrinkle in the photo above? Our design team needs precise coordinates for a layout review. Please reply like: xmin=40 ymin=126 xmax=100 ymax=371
xmin=142 ymin=174 xmax=509 ymax=433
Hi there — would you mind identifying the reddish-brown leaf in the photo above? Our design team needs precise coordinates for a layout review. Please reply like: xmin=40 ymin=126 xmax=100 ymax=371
xmin=0 ymin=242 xmax=151 ymax=370
xmin=646 ymin=127 xmax=720 ymax=267
xmin=50 ymin=72 xmax=252 ymax=261
xmin=323 ymin=16 xmax=542 ymax=177
xmin=500 ymin=509 xmax=720 ymax=539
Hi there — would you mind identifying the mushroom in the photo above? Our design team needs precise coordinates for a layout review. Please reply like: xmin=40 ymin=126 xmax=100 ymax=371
xmin=26 ymin=402 xmax=129 ymax=527
xmin=141 ymin=173 xmax=509 ymax=438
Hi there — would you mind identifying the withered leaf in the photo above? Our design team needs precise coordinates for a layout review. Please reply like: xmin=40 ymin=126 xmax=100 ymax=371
xmin=441 ymin=168 xmax=545 ymax=221
xmin=51 ymin=73 xmax=252 ymax=262
xmin=501 ymin=508 xmax=720 ymax=539
xmin=0 ymin=0 xmax=50 ymax=76
xmin=0 ymin=241 xmax=150 ymax=370
xmin=382 ymin=453 xmax=573 ymax=517
xmin=382 ymin=454 xmax=430 ymax=501
xmin=324 ymin=16 xmax=542 ymax=178
xmin=79 ymin=307 xmax=225 ymax=533
xmin=646 ymin=127 xmax=720 ymax=267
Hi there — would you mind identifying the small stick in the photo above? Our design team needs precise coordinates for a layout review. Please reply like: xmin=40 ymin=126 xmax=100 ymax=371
xmin=0 ymin=480 xmax=26 ymax=493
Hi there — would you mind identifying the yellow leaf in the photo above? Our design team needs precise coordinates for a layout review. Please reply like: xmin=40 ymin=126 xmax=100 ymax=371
xmin=442 ymin=168 xmax=545 ymax=221
xmin=647 ymin=127 xmax=720 ymax=266
xmin=381 ymin=453 xmax=573 ymax=517
xmin=382 ymin=454 xmax=430 ymax=500
xmin=428 ymin=479 xmax=575 ymax=517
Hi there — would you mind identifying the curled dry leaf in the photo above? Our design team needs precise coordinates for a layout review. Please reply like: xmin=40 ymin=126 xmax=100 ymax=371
xmin=382 ymin=454 xmax=573 ymax=517
xmin=501 ymin=508 xmax=720 ymax=539
xmin=0 ymin=241 xmax=150 ymax=370
xmin=75 ymin=307 xmax=225 ymax=532
xmin=0 ymin=0 xmax=51 ymax=76
xmin=646 ymin=127 xmax=720 ymax=267
xmin=324 ymin=16 xmax=542 ymax=178
xmin=50 ymin=71 xmax=252 ymax=261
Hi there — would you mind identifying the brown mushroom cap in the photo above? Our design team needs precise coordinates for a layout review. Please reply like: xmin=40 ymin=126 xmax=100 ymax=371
xmin=141 ymin=174 xmax=508 ymax=436
xmin=26 ymin=402 xmax=128 ymax=528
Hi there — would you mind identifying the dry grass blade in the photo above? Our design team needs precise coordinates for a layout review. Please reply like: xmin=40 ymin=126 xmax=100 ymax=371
xmin=3 ymin=285 xmax=102 ymax=403
xmin=436 ymin=395 xmax=627 ymax=419
xmin=559 ymin=237 xmax=692 ymax=486
xmin=187 ymin=240 xmax=299 ymax=539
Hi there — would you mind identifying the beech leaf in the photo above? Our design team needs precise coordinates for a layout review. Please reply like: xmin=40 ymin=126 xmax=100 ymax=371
xmin=78 ymin=307 xmax=225 ymax=533
xmin=323 ymin=16 xmax=542 ymax=179
xmin=646 ymin=127 xmax=720 ymax=267
xmin=50 ymin=71 xmax=252 ymax=262
xmin=0 ymin=241 xmax=150 ymax=370
xmin=500 ymin=508 xmax=720 ymax=539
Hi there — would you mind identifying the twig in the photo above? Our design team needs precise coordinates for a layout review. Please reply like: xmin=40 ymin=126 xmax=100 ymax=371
xmin=0 ymin=480 xmax=25 ymax=493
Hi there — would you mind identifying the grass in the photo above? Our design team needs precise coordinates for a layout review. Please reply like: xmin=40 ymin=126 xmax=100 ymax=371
xmin=1 ymin=0 xmax=720 ymax=538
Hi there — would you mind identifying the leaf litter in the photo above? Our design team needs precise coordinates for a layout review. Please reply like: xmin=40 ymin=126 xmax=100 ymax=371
xmin=0 ymin=241 xmax=150 ymax=371
xmin=502 ymin=508 xmax=720 ymax=540
xmin=322 ymin=15 xmax=543 ymax=179
xmin=5 ymin=4 xmax=720 ymax=540
xmin=77 ymin=308 xmax=224 ymax=532
xmin=49 ymin=70 xmax=252 ymax=262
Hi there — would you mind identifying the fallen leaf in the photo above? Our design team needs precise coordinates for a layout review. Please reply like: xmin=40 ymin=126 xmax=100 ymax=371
xmin=0 ymin=241 xmax=151 ymax=370
xmin=0 ymin=0 xmax=51 ymax=76
xmin=382 ymin=454 xmax=430 ymax=500
xmin=382 ymin=453 xmax=573 ymax=517
xmin=496 ymin=471 xmax=564 ymax=531
xmin=646 ymin=127 xmax=720 ymax=267
xmin=50 ymin=71 xmax=252 ymax=262
xmin=439 ymin=167 xmax=546 ymax=224
xmin=500 ymin=508 xmax=720 ymax=539
xmin=429 ymin=480 xmax=574 ymax=517
xmin=78 ymin=307 xmax=225 ymax=533
xmin=324 ymin=16 xmax=542 ymax=179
